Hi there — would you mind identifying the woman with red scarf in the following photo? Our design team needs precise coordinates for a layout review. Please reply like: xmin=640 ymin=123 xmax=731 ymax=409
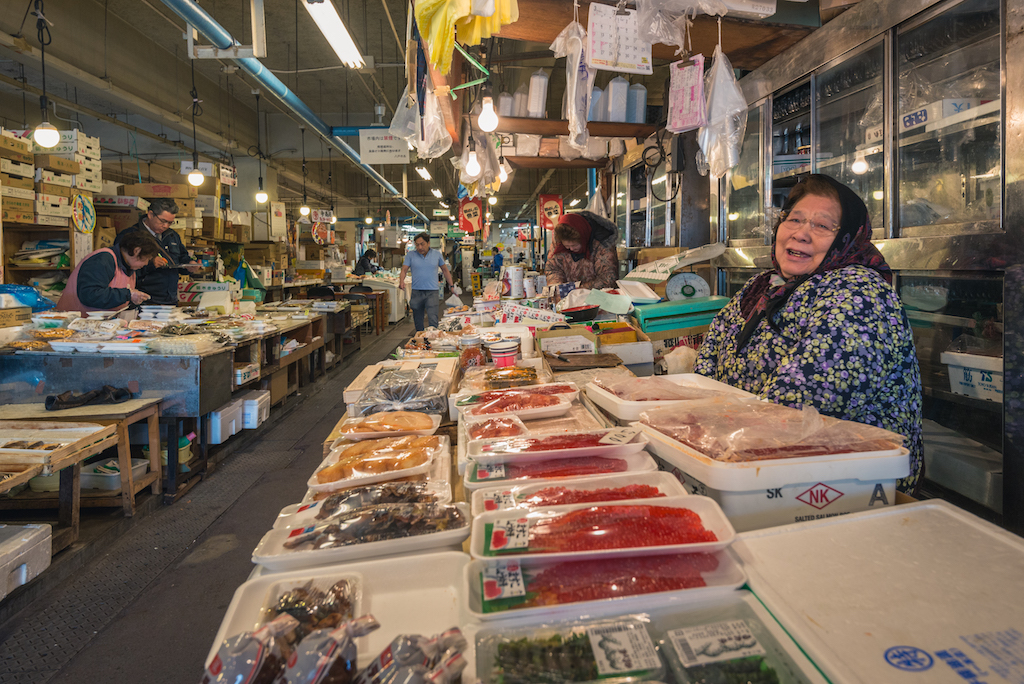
xmin=544 ymin=212 xmax=619 ymax=290
xmin=694 ymin=175 xmax=924 ymax=494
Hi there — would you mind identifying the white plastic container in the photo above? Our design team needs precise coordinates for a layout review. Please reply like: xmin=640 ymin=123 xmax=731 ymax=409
xmin=468 ymin=428 xmax=649 ymax=466
xmin=940 ymin=351 xmax=1003 ymax=402
xmin=513 ymin=84 xmax=529 ymax=118
xmin=605 ymin=76 xmax=629 ymax=123
xmin=527 ymin=69 xmax=549 ymax=118
xmin=330 ymin=414 xmax=442 ymax=442
xmin=469 ymin=495 xmax=735 ymax=562
xmin=589 ymin=86 xmax=605 ymax=121
xmin=585 ymin=373 xmax=756 ymax=422
xmin=80 ymin=458 xmax=149 ymax=490
xmin=642 ymin=424 xmax=910 ymax=533
xmin=0 ymin=523 xmax=51 ymax=601
xmin=207 ymin=399 xmax=243 ymax=444
xmin=464 ymin=448 xmax=658 ymax=491
xmin=627 ymin=83 xmax=647 ymax=124
xmin=308 ymin=437 xmax=448 ymax=494
xmin=497 ymin=91 xmax=514 ymax=117
xmin=240 ymin=389 xmax=271 ymax=429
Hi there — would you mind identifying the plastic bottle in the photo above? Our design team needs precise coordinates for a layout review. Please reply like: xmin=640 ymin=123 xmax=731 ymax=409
xmin=179 ymin=431 xmax=196 ymax=449
xmin=497 ymin=91 xmax=513 ymax=117
xmin=512 ymin=83 xmax=529 ymax=118
xmin=606 ymin=76 xmax=629 ymax=122
xmin=527 ymin=69 xmax=549 ymax=119
xmin=589 ymin=86 xmax=604 ymax=121
xmin=627 ymin=83 xmax=647 ymax=124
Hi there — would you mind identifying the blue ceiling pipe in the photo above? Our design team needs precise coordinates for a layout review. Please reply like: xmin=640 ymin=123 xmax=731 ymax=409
xmin=159 ymin=0 xmax=428 ymax=224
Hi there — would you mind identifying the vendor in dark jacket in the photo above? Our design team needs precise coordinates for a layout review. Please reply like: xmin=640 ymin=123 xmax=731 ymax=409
xmin=353 ymin=248 xmax=379 ymax=276
xmin=113 ymin=197 xmax=201 ymax=304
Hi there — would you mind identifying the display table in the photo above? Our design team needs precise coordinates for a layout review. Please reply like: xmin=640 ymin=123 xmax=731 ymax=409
xmin=361 ymin=276 xmax=407 ymax=323
xmin=0 ymin=399 xmax=162 ymax=516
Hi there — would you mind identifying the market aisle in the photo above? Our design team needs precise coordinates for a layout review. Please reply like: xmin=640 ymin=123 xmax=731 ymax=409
xmin=0 ymin=319 xmax=416 ymax=684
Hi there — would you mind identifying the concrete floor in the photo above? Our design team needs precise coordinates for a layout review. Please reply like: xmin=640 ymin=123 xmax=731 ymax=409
xmin=0 ymin=318 xmax=416 ymax=684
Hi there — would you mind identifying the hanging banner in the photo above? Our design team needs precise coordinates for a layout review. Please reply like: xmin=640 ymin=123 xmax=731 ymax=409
xmin=219 ymin=164 xmax=238 ymax=186
xmin=311 ymin=208 xmax=334 ymax=224
xmin=538 ymin=194 xmax=563 ymax=230
xmin=460 ymin=197 xmax=483 ymax=234
xmin=359 ymin=130 xmax=410 ymax=164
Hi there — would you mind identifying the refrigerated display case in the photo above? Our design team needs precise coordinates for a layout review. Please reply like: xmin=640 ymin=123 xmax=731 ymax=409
xmin=710 ymin=0 xmax=1024 ymax=531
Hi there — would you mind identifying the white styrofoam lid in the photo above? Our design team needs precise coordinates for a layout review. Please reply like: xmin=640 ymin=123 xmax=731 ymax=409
xmin=733 ymin=501 xmax=1024 ymax=683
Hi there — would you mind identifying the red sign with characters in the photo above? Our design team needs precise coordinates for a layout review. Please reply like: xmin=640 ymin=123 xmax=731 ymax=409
xmin=538 ymin=194 xmax=563 ymax=230
xmin=459 ymin=197 xmax=483 ymax=234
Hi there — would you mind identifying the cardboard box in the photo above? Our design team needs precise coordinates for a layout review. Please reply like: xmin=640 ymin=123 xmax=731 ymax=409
xmin=599 ymin=329 xmax=654 ymax=376
xmin=202 ymin=217 xmax=225 ymax=240
xmin=195 ymin=194 xmax=220 ymax=214
xmin=1 ymin=186 xmax=34 ymax=200
xmin=172 ymin=217 xmax=202 ymax=231
xmin=33 ymin=214 xmax=69 ymax=226
xmin=534 ymin=326 xmax=599 ymax=355
xmin=34 ymin=154 xmax=80 ymax=175
xmin=595 ymin=321 xmax=639 ymax=345
xmin=296 ymin=269 xmax=325 ymax=279
xmin=0 ymin=136 xmax=33 ymax=164
xmin=120 ymin=183 xmax=198 ymax=198
xmin=35 ymin=182 xmax=70 ymax=197
xmin=94 ymin=225 xmax=116 ymax=249
xmin=95 ymin=195 xmax=150 ymax=210
xmin=175 ymin=198 xmax=196 ymax=215
xmin=35 ymin=200 xmax=72 ymax=217
xmin=1 ymin=210 xmax=34 ymax=224
xmin=0 ymin=159 xmax=33 ymax=178
xmin=2 ymin=173 xmax=34 ymax=190
xmin=50 ymin=132 xmax=101 ymax=159
xmin=190 ymin=175 xmax=221 ymax=197
xmin=238 ymin=224 xmax=252 ymax=244
xmin=0 ymin=307 xmax=31 ymax=329
xmin=34 ymin=169 xmax=72 ymax=187
xmin=2 ymin=196 xmax=34 ymax=213
xmin=36 ymin=193 xmax=69 ymax=207
xmin=71 ymin=176 xmax=103 ymax=192
xmin=103 ymin=208 xmax=143 ymax=233
xmin=627 ymin=316 xmax=709 ymax=362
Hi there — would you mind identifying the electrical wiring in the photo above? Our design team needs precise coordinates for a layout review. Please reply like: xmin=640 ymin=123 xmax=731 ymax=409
xmin=643 ymin=133 xmax=680 ymax=204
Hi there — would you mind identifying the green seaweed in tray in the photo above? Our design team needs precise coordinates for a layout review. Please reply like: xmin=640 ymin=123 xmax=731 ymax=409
xmin=494 ymin=633 xmax=599 ymax=684
xmin=681 ymin=656 xmax=781 ymax=684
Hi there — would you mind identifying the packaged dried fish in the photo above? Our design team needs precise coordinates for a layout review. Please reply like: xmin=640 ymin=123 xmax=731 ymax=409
xmin=314 ymin=482 xmax=438 ymax=520
xmin=355 ymin=628 xmax=467 ymax=684
xmin=265 ymin=578 xmax=356 ymax=642
xmin=201 ymin=613 xmax=298 ymax=684
xmin=283 ymin=504 xmax=466 ymax=551
xmin=282 ymin=615 xmax=380 ymax=684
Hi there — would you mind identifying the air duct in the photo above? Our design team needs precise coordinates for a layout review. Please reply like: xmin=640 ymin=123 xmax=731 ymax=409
xmin=160 ymin=0 xmax=428 ymax=222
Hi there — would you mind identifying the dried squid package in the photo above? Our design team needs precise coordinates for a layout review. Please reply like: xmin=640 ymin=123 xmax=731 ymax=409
xmin=201 ymin=613 xmax=298 ymax=684
xmin=313 ymin=482 xmax=439 ymax=520
xmin=356 ymin=628 xmax=468 ymax=684
xmin=282 ymin=615 xmax=381 ymax=684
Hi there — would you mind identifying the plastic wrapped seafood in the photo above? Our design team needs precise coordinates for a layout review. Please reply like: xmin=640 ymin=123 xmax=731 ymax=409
xmin=283 ymin=503 xmax=466 ymax=551
xmin=517 ymin=483 xmax=665 ymax=507
xmin=456 ymin=384 xmax=578 ymax=408
xmin=342 ymin=411 xmax=436 ymax=434
xmin=352 ymin=368 xmax=449 ymax=416
xmin=265 ymin=578 xmax=356 ymax=643
xmin=592 ymin=374 xmax=727 ymax=402
xmin=201 ymin=613 xmax=298 ymax=684
xmin=468 ymin=393 xmax=563 ymax=416
xmin=281 ymin=615 xmax=380 ymax=684
xmin=316 ymin=436 xmax=442 ymax=484
xmin=641 ymin=396 xmax=905 ymax=462
xmin=355 ymin=628 xmax=467 ymax=684
xmin=473 ymin=456 xmax=630 ymax=483
xmin=314 ymin=482 xmax=438 ymax=519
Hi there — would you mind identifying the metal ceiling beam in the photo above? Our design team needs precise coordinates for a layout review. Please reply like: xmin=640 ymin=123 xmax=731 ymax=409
xmin=515 ymin=169 xmax=556 ymax=219
xmin=160 ymin=0 xmax=429 ymax=223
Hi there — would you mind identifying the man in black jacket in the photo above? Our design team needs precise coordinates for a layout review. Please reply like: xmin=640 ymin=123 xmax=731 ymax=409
xmin=113 ymin=197 xmax=201 ymax=305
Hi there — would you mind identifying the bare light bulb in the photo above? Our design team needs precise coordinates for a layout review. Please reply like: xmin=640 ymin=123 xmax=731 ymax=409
xmin=187 ymin=169 xmax=205 ymax=187
xmin=851 ymin=156 xmax=868 ymax=175
xmin=377 ymin=225 xmax=385 ymax=231
xmin=33 ymin=121 xmax=59 ymax=148
xmin=488 ymin=196 xmax=497 ymax=206
xmin=478 ymin=97 xmax=499 ymax=132
xmin=498 ymin=164 xmax=508 ymax=183
xmin=299 ymin=205 xmax=311 ymax=216
xmin=365 ymin=216 xmax=373 ymax=224
xmin=330 ymin=215 xmax=337 ymax=224
xmin=465 ymin=150 xmax=481 ymax=176
xmin=255 ymin=190 xmax=269 ymax=204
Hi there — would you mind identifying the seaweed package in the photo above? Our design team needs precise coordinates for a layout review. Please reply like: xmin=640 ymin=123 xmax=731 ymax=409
xmin=477 ymin=616 xmax=665 ymax=684
xmin=281 ymin=614 xmax=381 ymax=684
xmin=201 ymin=614 xmax=298 ymax=684
xmin=354 ymin=628 xmax=468 ymax=684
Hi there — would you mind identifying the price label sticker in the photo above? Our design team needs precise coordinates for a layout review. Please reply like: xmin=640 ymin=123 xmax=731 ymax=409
xmin=476 ymin=463 xmax=506 ymax=480
xmin=600 ymin=427 xmax=642 ymax=445
xmin=490 ymin=518 xmax=530 ymax=551
xmin=667 ymin=620 xmax=766 ymax=667
xmin=587 ymin=622 xmax=662 ymax=675
xmin=295 ymin=503 xmax=317 ymax=513
xmin=288 ymin=526 xmax=316 ymax=538
xmin=481 ymin=560 xmax=526 ymax=600
xmin=483 ymin=491 xmax=517 ymax=511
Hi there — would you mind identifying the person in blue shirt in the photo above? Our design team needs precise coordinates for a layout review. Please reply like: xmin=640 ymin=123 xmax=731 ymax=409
xmin=491 ymin=246 xmax=504 ymax=275
xmin=398 ymin=233 xmax=460 ymax=331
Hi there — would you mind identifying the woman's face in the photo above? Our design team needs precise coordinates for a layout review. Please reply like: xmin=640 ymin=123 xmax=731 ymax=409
xmin=123 ymin=247 xmax=151 ymax=270
xmin=774 ymin=194 xmax=841 ymax=279
xmin=561 ymin=240 xmax=583 ymax=254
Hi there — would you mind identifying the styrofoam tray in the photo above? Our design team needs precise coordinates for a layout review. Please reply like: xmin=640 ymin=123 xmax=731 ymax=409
xmin=452 ymin=382 xmax=580 ymax=413
xmin=470 ymin=471 xmax=689 ymax=517
xmin=330 ymin=414 xmax=442 ymax=443
xmin=47 ymin=341 xmax=81 ymax=353
xmin=209 ymin=552 xmax=471 ymax=670
xmin=469 ymin=495 xmax=735 ymax=562
xmin=275 ymin=481 xmax=453 ymax=530
xmin=464 ymin=548 xmax=746 ymax=622
xmin=640 ymin=423 xmax=909 ymax=490
xmin=463 ymin=449 xmax=658 ymax=491
xmin=463 ymin=395 xmax=575 ymax=421
xmin=585 ymin=373 xmax=758 ymax=422
xmin=468 ymin=429 xmax=649 ymax=466
xmin=307 ymin=437 xmax=448 ymax=493
xmin=253 ymin=503 xmax=470 ymax=572
xmin=733 ymin=501 xmax=1024 ymax=684
xmin=300 ymin=444 xmax=452 ymax=505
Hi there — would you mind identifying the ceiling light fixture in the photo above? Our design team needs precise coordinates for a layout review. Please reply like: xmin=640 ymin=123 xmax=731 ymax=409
xmin=498 ymin=156 xmax=509 ymax=183
xmin=253 ymin=91 xmax=269 ymax=203
xmin=465 ymin=135 xmax=481 ymax=177
xmin=488 ymin=196 xmax=497 ymax=206
xmin=851 ymin=153 xmax=868 ymax=175
xmin=439 ymin=200 xmax=449 ymax=209
xmin=416 ymin=167 xmax=432 ymax=181
xmin=31 ymin=1 xmax=58 ymax=149
xmin=477 ymin=81 xmax=499 ymax=133
xmin=569 ymin=198 xmax=580 ymax=207
xmin=299 ymin=127 xmax=310 ymax=215
xmin=301 ymin=0 xmax=365 ymax=69
xmin=186 ymin=60 xmax=204 ymax=187
xmin=431 ymin=188 xmax=443 ymax=199
xmin=377 ymin=224 xmax=385 ymax=231
xmin=365 ymin=216 xmax=374 ymax=224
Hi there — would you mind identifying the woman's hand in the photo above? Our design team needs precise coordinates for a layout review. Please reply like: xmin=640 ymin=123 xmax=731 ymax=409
xmin=130 ymin=289 xmax=151 ymax=305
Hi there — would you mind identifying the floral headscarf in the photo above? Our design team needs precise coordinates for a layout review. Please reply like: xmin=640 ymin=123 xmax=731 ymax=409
xmin=735 ymin=174 xmax=892 ymax=350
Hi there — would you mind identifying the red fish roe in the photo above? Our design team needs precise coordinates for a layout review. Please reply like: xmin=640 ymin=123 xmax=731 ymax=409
xmin=503 ymin=457 xmax=628 ymax=480
xmin=525 ymin=505 xmax=717 ymax=553
xmin=522 ymin=484 xmax=665 ymax=507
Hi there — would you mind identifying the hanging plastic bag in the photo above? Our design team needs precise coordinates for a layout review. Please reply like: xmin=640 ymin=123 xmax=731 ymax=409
xmin=585 ymin=188 xmax=608 ymax=219
xmin=636 ymin=0 xmax=685 ymax=54
xmin=389 ymin=86 xmax=420 ymax=143
xmin=697 ymin=44 xmax=748 ymax=179
xmin=418 ymin=88 xmax=453 ymax=159
xmin=550 ymin=19 xmax=592 ymax=152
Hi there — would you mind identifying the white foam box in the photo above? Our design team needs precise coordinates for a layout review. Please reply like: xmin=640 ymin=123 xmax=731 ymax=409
xmin=195 ymin=194 xmax=220 ymax=214
xmin=206 ymin=399 xmax=244 ymax=444
xmin=34 ymin=168 xmax=73 ymax=187
xmin=900 ymin=98 xmax=980 ymax=132
xmin=1 ymin=185 xmax=34 ymax=200
xmin=80 ymin=458 xmax=148 ymax=490
xmin=940 ymin=351 xmax=1002 ymax=402
xmin=0 ymin=523 xmax=51 ymax=601
xmin=642 ymin=425 xmax=910 ymax=533
xmin=35 ymin=192 xmax=68 ymax=207
xmin=172 ymin=217 xmax=202 ymax=231
xmin=34 ymin=200 xmax=72 ymax=217
xmin=240 ymin=389 xmax=271 ymax=429
xmin=0 ymin=158 xmax=33 ymax=178
xmin=33 ymin=214 xmax=69 ymax=227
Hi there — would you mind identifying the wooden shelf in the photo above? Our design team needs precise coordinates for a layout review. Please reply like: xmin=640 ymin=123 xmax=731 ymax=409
xmin=5 ymin=265 xmax=70 ymax=271
xmin=493 ymin=116 xmax=658 ymax=138
xmin=506 ymin=156 xmax=608 ymax=170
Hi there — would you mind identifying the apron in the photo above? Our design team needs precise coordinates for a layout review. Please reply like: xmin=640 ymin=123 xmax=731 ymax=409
xmin=56 ymin=247 xmax=136 ymax=313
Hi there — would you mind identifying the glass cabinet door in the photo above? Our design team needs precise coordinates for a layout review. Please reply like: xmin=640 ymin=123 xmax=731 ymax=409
xmin=771 ymin=81 xmax=812 ymax=208
xmin=649 ymin=160 xmax=674 ymax=247
xmin=815 ymin=42 xmax=885 ymax=236
xmin=724 ymin=102 xmax=765 ymax=243
xmin=896 ymin=0 xmax=1001 ymax=235
xmin=615 ymin=169 xmax=629 ymax=247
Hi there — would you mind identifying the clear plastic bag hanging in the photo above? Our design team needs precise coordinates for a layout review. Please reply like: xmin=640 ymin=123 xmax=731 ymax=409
xmin=697 ymin=44 xmax=748 ymax=179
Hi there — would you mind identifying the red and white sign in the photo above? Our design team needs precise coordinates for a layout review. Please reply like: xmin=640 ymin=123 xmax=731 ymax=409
xmin=459 ymin=197 xmax=483 ymax=234
xmin=538 ymin=194 xmax=563 ymax=230
xmin=796 ymin=483 xmax=844 ymax=510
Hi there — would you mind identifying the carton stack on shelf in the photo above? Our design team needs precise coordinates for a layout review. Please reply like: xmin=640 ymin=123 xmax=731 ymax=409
xmin=0 ymin=134 xmax=36 ymax=224
xmin=172 ymin=197 xmax=203 ymax=244
xmin=33 ymin=155 xmax=79 ymax=227
xmin=50 ymin=131 xmax=102 ymax=194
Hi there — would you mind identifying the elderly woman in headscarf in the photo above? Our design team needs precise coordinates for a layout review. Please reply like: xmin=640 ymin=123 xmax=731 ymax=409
xmin=545 ymin=212 xmax=619 ymax=290
xmin=694 ymin=174 xmax=924 ymax=494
